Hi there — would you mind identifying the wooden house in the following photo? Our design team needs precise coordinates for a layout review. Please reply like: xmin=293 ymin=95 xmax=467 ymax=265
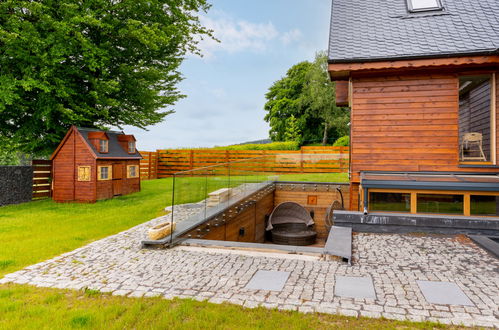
xmin=50 ymin=126 xmax=142 ymax=202
xmin=328 ymin=0 xmax=499 ymax=218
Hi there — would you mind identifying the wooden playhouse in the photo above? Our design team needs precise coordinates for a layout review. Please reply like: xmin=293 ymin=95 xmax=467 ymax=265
xmin=50 ymin=126 xmax=142 ymax=202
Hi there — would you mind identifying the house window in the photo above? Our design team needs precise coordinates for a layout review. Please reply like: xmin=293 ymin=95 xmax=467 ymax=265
xmin=470 ymin=195 xmax=499 ymax=216
xmin=459 ymin=75 xmax=494 ymax=163
xmin=407 ymin=0 xmax=442 ymax=12
xmin=98 ymin=166 xmax=112 ymax=181
xmin=99 ymin=139 xmax=108 ymax=153
xmin=127 ymin=165 xmax=139 ymax=178
xmin=128 ymin=141 xmax=135 ymax=153
xmin=369 ymin=192 xmax=411 ymax=212
xmin=77 ymin=166 xmax=91 ymax=182
xmin=417 ymin=194 xmax=463 ymax=214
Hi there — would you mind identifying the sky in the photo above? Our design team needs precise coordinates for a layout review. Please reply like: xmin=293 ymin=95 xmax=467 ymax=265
xmin=123 ymin=0 xmax=333 ymax=150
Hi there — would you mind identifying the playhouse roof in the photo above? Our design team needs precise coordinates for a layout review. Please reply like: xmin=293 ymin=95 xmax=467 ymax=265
xmin=50 ymin=126 xmax=142 ymax=160
xmin=78 ymin=127 xmax=142 ymax=159
xmin=328 ymin=0 xmax=499 ymax=63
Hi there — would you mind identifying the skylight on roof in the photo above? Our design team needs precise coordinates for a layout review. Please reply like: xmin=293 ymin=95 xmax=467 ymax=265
xmin=407 ymin=0 xmax=443 ymax=12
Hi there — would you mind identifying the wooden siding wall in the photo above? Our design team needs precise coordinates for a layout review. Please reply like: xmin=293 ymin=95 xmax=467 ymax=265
xmin=96 ymin=159 xmax=140 ymax=200
xmin=74 ymin=135 xmax=96 ymax=202
xmin=139 ymin=146 xmax=349 ymax=178
xmin=274 ymin=184 xmax=349 ymax=239
xmin=350 ymin=72 xmax=499 ymax=184
xmin=52 ymin=130 xmax=76 ymax=202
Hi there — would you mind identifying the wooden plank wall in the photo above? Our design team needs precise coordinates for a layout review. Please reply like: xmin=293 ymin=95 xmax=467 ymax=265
xmin=32 ymin=160 xmax=52 ymax=199
xmin=182 ymin=189 xmax=275 ymax=242
xmin=139 ymin=146 xmax=349 ymax=178
xmin=350 ymin=72 xmax=499 ymax=183
xmin=274 ymin=184 xmax=350 ymax=239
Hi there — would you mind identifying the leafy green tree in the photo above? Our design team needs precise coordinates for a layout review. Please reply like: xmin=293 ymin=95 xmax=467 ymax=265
xmin=0 ymin=0 xmax=214 ymax=156
xmin=284 ymin=115 xmax=301 ymax=142
xmin=305 ymin=52 xmax=350 ymax=145
xmin=263 ymin=52 xmax=349 ymax=145
xmin=263 ymin=61 xmax=313 ymax=142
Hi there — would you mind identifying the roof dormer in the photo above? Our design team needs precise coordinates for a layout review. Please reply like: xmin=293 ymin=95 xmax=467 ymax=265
xmin=117 ymin=134 xmax=137 ymax=154
xmin=88 ymin=131 xmax=109 ymax=153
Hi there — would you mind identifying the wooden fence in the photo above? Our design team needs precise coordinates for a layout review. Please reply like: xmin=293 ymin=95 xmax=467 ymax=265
xmin=140 ymin=151 xmax=159 ymax=180
xmin=140 ymin=146 xmax=349 ymax=179
xmin=32 ymin=160 xmax=52 ymax=199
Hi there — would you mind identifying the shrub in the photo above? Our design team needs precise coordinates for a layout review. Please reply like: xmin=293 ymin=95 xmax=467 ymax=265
xmin=214 ymin=141 xmax=299 ymax=151
xmin=332 ymin=136 xmax=349 ymax=147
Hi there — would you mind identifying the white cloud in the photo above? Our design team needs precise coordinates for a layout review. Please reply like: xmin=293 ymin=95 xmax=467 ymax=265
xmin=280 ymin=29 xmax=303 ymax=45
xmin=195 ymin=11 xmax=302 ymax=59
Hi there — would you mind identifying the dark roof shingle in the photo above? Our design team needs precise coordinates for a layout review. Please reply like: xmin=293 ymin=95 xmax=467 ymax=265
xmin=328 ymin=0 xmax=499 ymax=63
xmin=78 ymin=127 xmax=142 ymax=159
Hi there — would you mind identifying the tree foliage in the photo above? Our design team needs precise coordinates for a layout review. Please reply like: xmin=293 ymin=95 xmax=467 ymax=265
xmin=284 ymin=115 xmax=301 ymax=142
xmin=263 ymin=52 xmax=349 ymax=145
xmin=0 ymin=0 xmax=214 ymax=155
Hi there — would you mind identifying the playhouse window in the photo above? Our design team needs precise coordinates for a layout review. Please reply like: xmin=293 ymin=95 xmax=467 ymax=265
xmin=99 ymin=139 xmax=108 ymax=153
xmin=407 ymin=0 xmax=442 ymax=12
xmin=128 ymin=141 xmax=135 ymax=153
xmin=98 ymin=166 xmax=111 ymax=180
xmin=127 ymin=165 xmax=139 ymax=178
xmin=77 ymin=166 xmax=91 ymax=182
xmin=459 ymin=74 xmax=494 ymax=163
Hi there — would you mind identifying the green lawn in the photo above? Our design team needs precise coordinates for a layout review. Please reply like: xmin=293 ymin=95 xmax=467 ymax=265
xmin=0 ymin=284 xmax=455 ymax=330
xmin=0 ymin=179 xmax=171 ymax=277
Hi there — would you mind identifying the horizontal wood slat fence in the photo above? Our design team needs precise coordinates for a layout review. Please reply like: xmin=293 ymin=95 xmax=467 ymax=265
xmin=32 ymin=160 xmax=52 ymax=199
xmin=139 ymin=146 xmax=349 ymax=179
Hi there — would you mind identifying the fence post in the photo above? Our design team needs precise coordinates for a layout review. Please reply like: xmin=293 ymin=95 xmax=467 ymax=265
xmin=155 ymin=150 xmax=159 ymax=179
xmin=189 ymin=150 xmax=194 ymax=170
xmin=148 ymin=152 xmax=152 ymax=180
xmin=300 ymin=147 xmax=304 ymax=173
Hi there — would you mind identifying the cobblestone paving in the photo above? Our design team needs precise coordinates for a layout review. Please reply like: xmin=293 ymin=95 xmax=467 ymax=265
xmin=1 ymin=206 xmax=498 ymax=327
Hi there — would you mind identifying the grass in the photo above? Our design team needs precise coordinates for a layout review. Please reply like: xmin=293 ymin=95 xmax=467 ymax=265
xmin=0 ymin=179 xmax=171 ymax=277
xmin=278 ymin=173 xmax=348 ymax=182
xmin=0 ymin=283 xmax=459 ymax=330
xmin=0 ymin=174 xmax=348 ymax=277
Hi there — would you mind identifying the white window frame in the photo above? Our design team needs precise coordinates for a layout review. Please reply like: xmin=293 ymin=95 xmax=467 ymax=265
xmin=407 ymin=0 xmax=442 ymax=12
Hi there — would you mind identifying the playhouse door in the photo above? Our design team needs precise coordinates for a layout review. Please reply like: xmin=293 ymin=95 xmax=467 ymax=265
xmin=112 ymin=164 xmax=123 ymax=196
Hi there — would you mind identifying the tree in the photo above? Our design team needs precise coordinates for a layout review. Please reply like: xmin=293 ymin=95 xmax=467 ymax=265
xmin=263 ymin=52 xmax=349 ymax=145
xmin=305 ymin=52 xmax=349 ymax=145
xmin=263 ymin=61 xmax=313 ymax=143
xmin=284 ymin=115 xmax=301 ymax=142
xmin=0 ymin=0 xmax=214 ymax=156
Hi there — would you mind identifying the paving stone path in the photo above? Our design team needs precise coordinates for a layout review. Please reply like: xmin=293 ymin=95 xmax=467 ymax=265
xmin=1 ymin=206 xmax=498 ymax=327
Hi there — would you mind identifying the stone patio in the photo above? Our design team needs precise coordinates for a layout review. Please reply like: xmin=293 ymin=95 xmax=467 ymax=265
xmin=1 ymin=205 xmax=498 ymax=327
